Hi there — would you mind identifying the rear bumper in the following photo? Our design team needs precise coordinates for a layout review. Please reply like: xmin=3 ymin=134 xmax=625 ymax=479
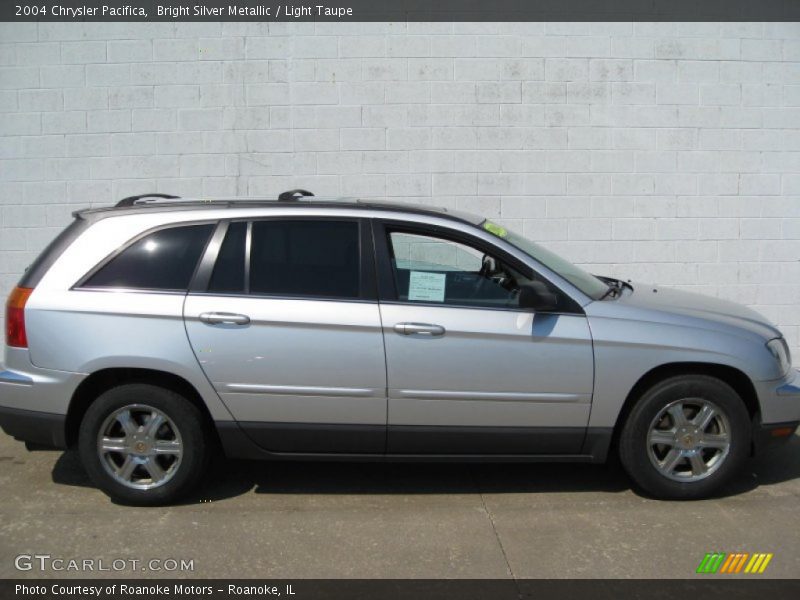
xmin=0 ymin=352 xmax=84 ymax=448
xmin=0 ymin=405 xmax=66 ymax=448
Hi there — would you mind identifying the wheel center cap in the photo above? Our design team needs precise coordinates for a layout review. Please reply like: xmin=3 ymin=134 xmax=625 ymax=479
xmin=134 ymin=441 xmax=148 ymax=453
xmin=676 ymin=426 xmax=699 ymax=449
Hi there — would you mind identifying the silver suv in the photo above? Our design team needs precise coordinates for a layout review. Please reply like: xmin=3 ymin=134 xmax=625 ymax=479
xmin=1 ymin=190 xmax=798 ymax=505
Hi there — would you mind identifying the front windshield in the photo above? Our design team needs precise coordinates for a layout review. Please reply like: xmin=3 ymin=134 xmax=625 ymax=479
xmin=481 ymin=220 xmax=610 ymax=300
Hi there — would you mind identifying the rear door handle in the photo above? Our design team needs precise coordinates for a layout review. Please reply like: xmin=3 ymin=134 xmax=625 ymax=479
xmin=199 ymin=312 xmax=250 ymax=326
xmin=393 ymin=322 xmax=445 ymax=337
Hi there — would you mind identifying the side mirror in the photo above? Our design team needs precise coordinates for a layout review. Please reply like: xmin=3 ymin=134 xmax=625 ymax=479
xmin=519 ymin=282 xmax=559 ymax=312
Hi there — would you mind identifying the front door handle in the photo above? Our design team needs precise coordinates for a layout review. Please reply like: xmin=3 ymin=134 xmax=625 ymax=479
xmin=199 ymin=312 xmax=251 ymax=326
xmin=393 ymin=322 xmax=445 ymax=337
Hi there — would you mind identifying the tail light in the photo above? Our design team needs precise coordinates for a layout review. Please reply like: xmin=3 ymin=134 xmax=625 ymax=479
xmin=6 ymin=286 xmax=33 ymax=348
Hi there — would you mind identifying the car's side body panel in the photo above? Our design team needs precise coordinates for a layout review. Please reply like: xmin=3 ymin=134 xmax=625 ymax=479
xmin=379 ymin=303 xmax=593 ymax=453
xmin=585 ymin=285 xmax=792 ymax=429
xmin=184 ymin=294 xmax=388 ymax=451
xmin=21 ymin=212 xmax=237 ymax=423
xmin=24 ymin=291 xmax=234 ymax=422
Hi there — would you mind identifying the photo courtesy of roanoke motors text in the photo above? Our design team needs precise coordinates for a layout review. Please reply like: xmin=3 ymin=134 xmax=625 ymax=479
xmin=0 ymin=1 xmax=799 ymax=599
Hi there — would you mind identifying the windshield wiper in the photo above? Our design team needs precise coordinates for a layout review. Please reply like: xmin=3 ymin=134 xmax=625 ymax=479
xmin=598 ymin=285 xmax=618 ymax=300
xmin=598 ymin=278 xmax=624 ymax=300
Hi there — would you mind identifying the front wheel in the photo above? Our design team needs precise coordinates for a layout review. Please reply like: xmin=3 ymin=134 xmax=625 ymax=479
xmin=619 ymin=375 xmax=751 ymax=500
xmin=78 ymin=384 xmax=208 ymax=506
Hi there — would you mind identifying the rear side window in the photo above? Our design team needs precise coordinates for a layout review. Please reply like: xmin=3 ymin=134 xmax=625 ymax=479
xmin=250 ymin=220 xmax=360 ymax=299
xmin=81 ymin=224 xmax=214 ymax=291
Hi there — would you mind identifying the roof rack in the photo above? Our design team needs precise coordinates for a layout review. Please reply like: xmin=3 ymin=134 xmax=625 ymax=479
xmin=278 ymin=189 xmax=315 ymax=202
xmin=75 ymin=195 xmax=482 ymax=226
xmin=115 ymin=193 xmax=180 ymax=207
xmin=114 ymin=190 xmax=318 ymax=208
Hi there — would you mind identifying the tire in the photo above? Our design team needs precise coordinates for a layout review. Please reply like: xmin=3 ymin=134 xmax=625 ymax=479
xmin=78 ymin=384 xmax=208 ymax=506
xmin=618 ymin=375 xmax=751 ymax=500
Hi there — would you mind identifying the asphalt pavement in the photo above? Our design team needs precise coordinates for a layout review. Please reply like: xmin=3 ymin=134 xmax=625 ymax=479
xmin=0 ymin=431 xmax=798 ymax=579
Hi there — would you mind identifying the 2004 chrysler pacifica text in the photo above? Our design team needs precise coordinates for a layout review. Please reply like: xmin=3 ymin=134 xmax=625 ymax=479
xmin=1 ymin=190 xmax=798 ymax=504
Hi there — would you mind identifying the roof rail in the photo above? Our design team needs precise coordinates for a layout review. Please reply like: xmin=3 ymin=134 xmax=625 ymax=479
xmin=115 ymin=193 xmax=180 ymax=207
xmin=114 ymin=190 xmax=315 ymax=208
xmin=278 ymin=189 xmax=314 ymax=202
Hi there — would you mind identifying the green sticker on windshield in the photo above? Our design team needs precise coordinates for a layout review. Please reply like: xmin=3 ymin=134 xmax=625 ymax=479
xmin=483 ymin=221 xmax=508 ymax=238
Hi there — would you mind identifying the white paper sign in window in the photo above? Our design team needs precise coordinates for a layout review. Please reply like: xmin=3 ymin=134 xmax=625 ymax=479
xmin=407 ymin=271 xmax=446 ymax=303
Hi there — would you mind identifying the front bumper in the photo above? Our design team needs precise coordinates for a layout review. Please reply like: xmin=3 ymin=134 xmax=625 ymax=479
xmin=753 ymin=420 xmax=799 ymax=454
xmin=752 ymin=368 xmax=800 ymax=453
xmin=775 ymin=368 xmax=800 ymax=398
xmin=755 ymin=368 xmax=800 ymax=425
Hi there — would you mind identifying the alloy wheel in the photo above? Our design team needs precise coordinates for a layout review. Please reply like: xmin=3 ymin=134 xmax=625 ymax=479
xmin=646 ymin=398 xmax=731 ymax=483
xmin=96 ymin=404 xmax=183 ymax=490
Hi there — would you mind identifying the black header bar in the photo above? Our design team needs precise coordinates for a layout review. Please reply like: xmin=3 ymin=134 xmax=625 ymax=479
xmin=4 ymin=579 xmax=800 ymax=600
xmin=2 ymin=0 xmax=800 ymax=22
xmin=0 ymin=575 xmax=800 ymax=600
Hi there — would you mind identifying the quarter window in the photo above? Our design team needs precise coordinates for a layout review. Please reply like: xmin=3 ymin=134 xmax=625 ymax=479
xmin=82 ymin=224 xmax=214 ymax=291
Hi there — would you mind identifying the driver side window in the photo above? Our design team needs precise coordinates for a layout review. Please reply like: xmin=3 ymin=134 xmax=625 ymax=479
xmin=387 ymin=230 xmax=527 ymax=309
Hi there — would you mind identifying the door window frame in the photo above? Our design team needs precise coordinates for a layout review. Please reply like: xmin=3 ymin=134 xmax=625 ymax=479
xmin=190 ymin=216 xmax=378 ymax=303
xmin=371 ymin=219 xmax=583 ymax=314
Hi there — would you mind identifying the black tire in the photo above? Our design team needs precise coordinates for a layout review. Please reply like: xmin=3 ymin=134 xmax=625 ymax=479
xmin=78 ymin=384 xmax=208 ymax=506
xmin=619 ymin=375 xmax=751 ymax=500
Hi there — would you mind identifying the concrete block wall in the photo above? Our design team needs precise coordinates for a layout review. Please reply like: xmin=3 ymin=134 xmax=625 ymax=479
xmin=0 ymin=21 xmax=798 ymax=364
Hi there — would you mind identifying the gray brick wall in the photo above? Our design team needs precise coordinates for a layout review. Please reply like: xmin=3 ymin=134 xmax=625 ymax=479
xmin=1 ymin=22 xmax=798 ymax=364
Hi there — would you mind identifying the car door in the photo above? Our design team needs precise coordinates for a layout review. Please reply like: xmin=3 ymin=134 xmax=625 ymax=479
xmin=184 ymin=217 xmax=387 ymax=454
xmin=373 ymin=219 xmax=594 ymax=455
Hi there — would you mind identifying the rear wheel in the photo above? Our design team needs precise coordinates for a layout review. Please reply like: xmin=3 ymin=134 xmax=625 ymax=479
xmin=78 ymin=384 xmax=208 ymax=505
xmin=619 ymin=375 xmax=751 ymax=500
